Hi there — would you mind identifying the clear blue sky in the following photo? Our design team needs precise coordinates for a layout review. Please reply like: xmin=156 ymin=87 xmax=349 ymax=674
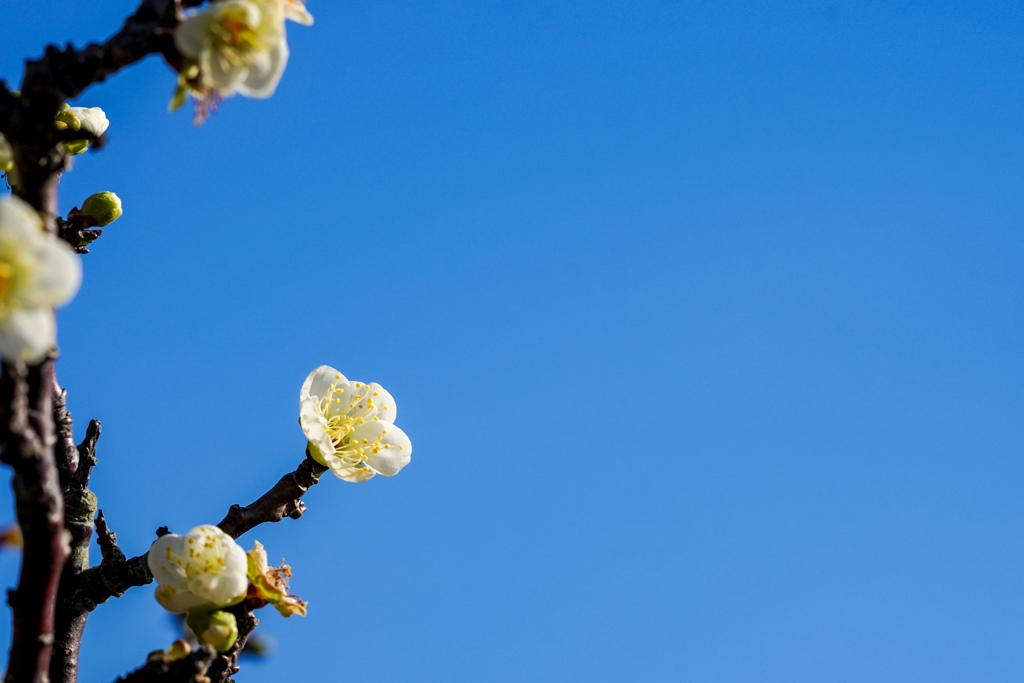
xmin=2 ymin=1 xmax=1024 ymax=680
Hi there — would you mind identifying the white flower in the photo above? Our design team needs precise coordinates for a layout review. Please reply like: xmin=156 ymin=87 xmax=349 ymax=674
xmin=175 ymin=0 xmax=313 ymax=100
xmin=147 ymin=525 xmax=249 ymax=613
xmin=65 ymin=107 xmax=109 ymax=138
xmin=299 ymin=366 xmax=412 ymax=482
xmin=0 ymin=196 xmax=81 ymax=362
xmin=57 ymin=106 xmax=110 ymax=155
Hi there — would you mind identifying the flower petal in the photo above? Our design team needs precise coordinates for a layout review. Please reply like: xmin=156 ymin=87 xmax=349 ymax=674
xmin=188 ymin=571 xmax=248 ymax=606
xmin=67 ymin=107 xmax=109 ymax=137
xmin=148 ymin=533 xmax=189 ymax=590
xmin=0 ymin=196 xmax=42 ymax=237
xmin=365 ymin=382 xmax=398 ymax=422
xmin=351 ymin=421 xmax=412 ymax=477
xmin=201 ymin=48 xmax=247 ymax=94
xmin=17 ymin=238 xmax=81 ymax=308
xmin=174 ymin=12 xmax=210 ymax=58
xmin=323 ymin=452 xmax=376 ymax=483
xmin=0 ymin=309 xmax=55 ymax=363
xmin=341 ymin=380 xmax=397 ymax=422
xmin=300 ymin=399 xmax=334 ymax=461
xmin=156 ymin=586 xmax=214 ymax=613
xmin=302 ymin=365 xmax=347 ymax=403
xmin=283 ymin=0 xmax=313 ymax=25
xmin=235 ymin=37 xmax=288 ymax=98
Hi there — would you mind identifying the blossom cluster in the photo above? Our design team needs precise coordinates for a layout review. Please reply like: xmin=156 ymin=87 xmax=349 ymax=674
xmin=2 ymin=0 xmax=419 ymax=666
xmin=148 ymin=525 xmax=306 ymax=651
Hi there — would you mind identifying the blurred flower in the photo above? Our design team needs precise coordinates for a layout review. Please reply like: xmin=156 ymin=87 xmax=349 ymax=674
xmin=299 ymin=365 xmax=412 ymax=482
xmin=246 ymin=540 xmax=306 ymax=617
xmin=173 ymin=0 xmax=313 ymax=103
xmin=148 ymin=525 xmax=248 ymax=613
xmin=0 ymin=523 xmax=21 ymax=550
xmin=55 ymin=106 xmax=109 ymax=155
xmin=0 ymin=196 xmax=81 ymax=363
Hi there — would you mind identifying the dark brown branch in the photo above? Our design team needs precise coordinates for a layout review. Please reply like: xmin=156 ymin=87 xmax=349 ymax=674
xmin=67 ymin=523 xmax=152 ymax=616
xmin=51 ymin=420 xmax=101 ymax=683
xmin=70 ymin=455 xmax=325 ymax=616
xmin=217 ymin=454 xmax=327 ymax=538
xmin=111 ymin=644 xmax=216 ymax=683
xmin=0 ymin=358 xmax=67 ymax=683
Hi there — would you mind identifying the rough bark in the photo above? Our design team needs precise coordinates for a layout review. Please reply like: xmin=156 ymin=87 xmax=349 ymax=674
xmin=0 ymin=359 xmax=66 ymax=683
xmin=50 ymin=420 xmax=101 ymax=683
xmin=0 ymin=2 xmax=206 ymax=679
xmin=110 ymin=645 xmax=216 ymax=683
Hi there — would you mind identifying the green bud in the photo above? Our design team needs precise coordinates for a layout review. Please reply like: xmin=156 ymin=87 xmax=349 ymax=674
xmin=186 ymin=611 xmax=238 ymax=653
xmin=165 ymin=639 xmax=192 ymax=661
xmin=79 ymin=192 xmax=123 ymax=227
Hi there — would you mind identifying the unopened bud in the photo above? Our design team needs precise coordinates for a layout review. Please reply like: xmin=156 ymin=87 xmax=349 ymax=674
xmin=58 ymin=106 xmax=109 ymax=155
xmin=165 ymin=639 xmax=192 ymax=661
xmin=186 ymin=610 xmax=238 ymax=653
xmin=79 ymin=192 xmax=122 ymax=227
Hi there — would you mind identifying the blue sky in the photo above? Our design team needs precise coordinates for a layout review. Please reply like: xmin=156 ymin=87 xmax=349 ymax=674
xmin=2 ymin=0 xmax=1024 ymax=680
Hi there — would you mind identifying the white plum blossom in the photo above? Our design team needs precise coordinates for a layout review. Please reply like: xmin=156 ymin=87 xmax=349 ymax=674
xmin=174 ymin=0 xmax=313 ymax=101
xmin=0 ymin=196 xmax=81 ymax=362
xmin=65 ymin=107 xmax=109 ymax=138
xmin=147 ymin=525 xmax=249 ymax=613
xmin=299 ymin=366 xmax=412 ymax=482
xmin=57 ymin=106 xmax=110 ymax=155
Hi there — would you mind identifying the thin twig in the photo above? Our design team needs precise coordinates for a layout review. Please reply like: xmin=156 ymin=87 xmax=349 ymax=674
xmin=71 ymin=456 xmax=325 ymax=614
xmin=217 ymin=455 xmax=327 ymax=538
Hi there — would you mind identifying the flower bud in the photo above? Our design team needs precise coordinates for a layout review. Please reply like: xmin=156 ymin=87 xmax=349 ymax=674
xmin=57 ymin=106 xmax=109 ymax=156
xmin=165 ymin=639 xmax=192 ymax=661
xmin=186 ymin=610 xmax=238 ymax=653
xmin=79 ymin=192 xmax=123 ymax=227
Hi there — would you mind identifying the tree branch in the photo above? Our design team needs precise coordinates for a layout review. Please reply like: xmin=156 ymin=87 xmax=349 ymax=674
xmin=51 ymin=420 xmax=101 ymax=683
xmin=0 ymin=358 xmax=67 ymax=683
xmin=111 ymin=644 xmax=216 ymax=683
xmin=52 ymin=381 xmax=79 ymax=485
xmin=70 ymin=455 xmax=325 ymax=615
xmin=216 ymin=454 xmax=327 ymax=538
